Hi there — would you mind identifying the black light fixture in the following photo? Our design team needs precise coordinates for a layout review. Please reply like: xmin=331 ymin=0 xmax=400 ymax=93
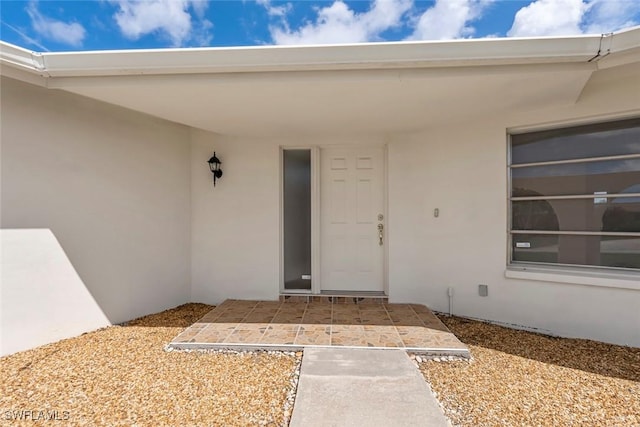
xmin=207 ymin=152 xmax=223 ymax=186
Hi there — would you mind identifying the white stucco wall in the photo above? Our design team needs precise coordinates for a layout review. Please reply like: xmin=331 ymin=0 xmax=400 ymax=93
xmin=0 ymin=229 xmax=111 ymax=356
xmin=1 ymin=77 xmax=191 ymax=327
xmin=387 ymin=123 xmax=640 ymax=347
xmin=388 ymin=64 xmax=640 ymax=347
xmin=2 ymin=59 xmax=638 ymax=351
xmin=189 ymin=64 xmax=639 ymax=347
xmin=190 ymin=130 xmax=281 ymax=303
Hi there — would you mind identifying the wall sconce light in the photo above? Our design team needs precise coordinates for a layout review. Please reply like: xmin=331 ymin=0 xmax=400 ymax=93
xmin=207 ymin=152 xmax=223 ymax=186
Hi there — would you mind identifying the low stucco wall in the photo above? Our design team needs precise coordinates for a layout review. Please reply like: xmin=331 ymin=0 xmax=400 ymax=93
xmin=0 ymin=229 xmax=111 ymax=356
xmin=1 ymin=77 xmax=192 ymax=328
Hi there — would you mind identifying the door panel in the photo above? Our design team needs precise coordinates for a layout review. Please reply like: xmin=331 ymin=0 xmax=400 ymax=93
xmin=320 ymin=147 xmax=385 ymax=292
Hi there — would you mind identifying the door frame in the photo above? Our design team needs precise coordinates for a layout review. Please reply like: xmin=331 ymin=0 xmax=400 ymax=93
xmin=279 ymin=144 xmax=388 ymax=295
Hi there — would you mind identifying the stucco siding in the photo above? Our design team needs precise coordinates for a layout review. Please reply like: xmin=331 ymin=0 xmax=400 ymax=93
xmin=387 ymin=64 xmax=640 ymax=347
xmin=1 ymin=77 xmax=191 ymax=328
xmin=190 ymin=130 xmax=281 ymax=304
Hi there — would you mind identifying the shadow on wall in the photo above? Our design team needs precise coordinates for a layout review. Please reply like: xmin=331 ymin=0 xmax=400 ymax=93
xmin=0 ymin=229 xmax=111 ymax=357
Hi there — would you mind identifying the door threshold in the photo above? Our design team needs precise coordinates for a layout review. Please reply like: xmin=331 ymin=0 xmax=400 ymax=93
xmin=280 ymin=290 xmax=388 ymax=304
xmin=281 ymin=289 xmax=312 ymax=295
xmin=320 ymin=290 xmax=386 ymax=297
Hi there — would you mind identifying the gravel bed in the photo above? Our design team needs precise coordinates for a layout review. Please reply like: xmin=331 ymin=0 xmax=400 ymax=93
xmin=1 ymin=304 xmax=301 ymax=426
xmin=418 ymin=316 xmax=640 ymax=427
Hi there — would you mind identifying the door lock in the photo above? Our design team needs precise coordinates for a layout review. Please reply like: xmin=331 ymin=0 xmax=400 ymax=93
xmin=377 ymin=223 xmax=384 ymax=246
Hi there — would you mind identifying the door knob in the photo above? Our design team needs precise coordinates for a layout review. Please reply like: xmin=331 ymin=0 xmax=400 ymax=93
xmin=377 ymin=223 xmax=384 ymax=246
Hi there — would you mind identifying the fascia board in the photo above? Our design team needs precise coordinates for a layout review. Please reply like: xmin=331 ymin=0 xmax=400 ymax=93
xmin=0 ymin=42 xmax=45 ymax=75
xmin=2 ymin=27 xmax=639 ymax=78
xmin=40 ymin=35 xmax=604 ymax=77
xmin=608 ymin=25 xmax=640 ymax=54
xmin=595 ymin=26 xmax=640 ymax=69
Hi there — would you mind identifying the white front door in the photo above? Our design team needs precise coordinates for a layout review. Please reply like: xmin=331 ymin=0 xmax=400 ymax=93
xmin=320 ymin=147 xmax=385 ymax=292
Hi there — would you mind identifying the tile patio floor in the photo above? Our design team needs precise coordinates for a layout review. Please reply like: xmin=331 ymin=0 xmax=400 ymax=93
xmin=169 ymin=299 xmax=469 ymax=356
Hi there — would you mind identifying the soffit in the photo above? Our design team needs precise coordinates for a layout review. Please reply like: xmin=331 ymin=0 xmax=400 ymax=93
xmin=49 ymin=62 xmax=595 ymax=137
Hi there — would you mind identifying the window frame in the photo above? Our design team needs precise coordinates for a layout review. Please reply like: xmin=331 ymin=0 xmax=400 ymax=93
xmin=507 ymin=117 xmax=640 ymax=273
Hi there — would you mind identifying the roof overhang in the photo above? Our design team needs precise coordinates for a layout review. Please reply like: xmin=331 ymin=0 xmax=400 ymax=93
xmin=2 ymin=26 xmax=639 ymax=137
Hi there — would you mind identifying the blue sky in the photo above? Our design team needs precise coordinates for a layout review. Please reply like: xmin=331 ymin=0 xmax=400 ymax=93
xmin=1 ymin=0 xmax=639 ymax=51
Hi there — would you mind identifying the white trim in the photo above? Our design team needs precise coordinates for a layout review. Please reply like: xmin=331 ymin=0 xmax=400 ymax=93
xmin=512 ymin=193 xmax=640 ymax=201
xmin=511 ymin=153 xmax=640 ymax=168
xmin=511 ymin=230 xmax=640 ymax=237
xmin=505 ymin=266 xmax=640 ymax=290
xmin=311 ymin=146 xmax=321 ymax=295
xmin=0 ymin=42 xmax=44 ymax=74
xmin=383 ymin=144 xmax=389 ymax=297
xmin=280 ymin=146 xmax=315 ymax=294
xmin=279 ymin=147 xmax=285 ymax=294
xmin=506 ymin=111 xmax=640 ymax=136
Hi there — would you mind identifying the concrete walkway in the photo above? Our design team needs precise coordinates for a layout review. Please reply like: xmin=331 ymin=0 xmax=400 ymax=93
xmin=290 ymin=348 xmax=450 ymax=427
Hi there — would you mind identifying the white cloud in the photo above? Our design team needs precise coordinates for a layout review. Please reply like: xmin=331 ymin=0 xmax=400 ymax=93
xmin=26 ymin=1 xmax=86 ymax=47
xmin=408 ymin=0 xmax=493 ymax=40
xmin=508 ymin=0 xmax=639 ymax=37
xmin=507 ymin=0 xmax=586 ymax=37
xmin=583 ymin=0 xmax=639 ymax=33
xmin=257 ymin=0 xmax=292 ymax=18
xmin=112 ymin=0 xmax=213 ymax=47
xmin=269 ymin=0 xmax=412 ymax=45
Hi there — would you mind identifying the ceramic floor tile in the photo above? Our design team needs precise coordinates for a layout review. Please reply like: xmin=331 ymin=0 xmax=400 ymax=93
xmin=172 ymin=328 xmax=203 ymax=343
xmin=359 ymin=314 xmax=394 ymax=326
xmin=224 ymin=328 xmax=267 ymax=344
xmin=198 ymin=308 xmax=223 ymax=322
xmin=282 ymin=296 xmax=309 ymax=303
xmin=415 ymin=313 xmax=450 ymax=332
xmin=171 ymin=299 xmax=467 ymax=355
xmin=358 ymin=304 xmax=387 ymax=312
xmin=255 ymin=301 xmax=283 ymax=309
xmin=408 ymin=304 xmax=431 ymax=313
xmin=383 ymin=304 xmax=412 ymax=312
xmin=295 ymin=325 xmax=331 ymax=346
xmin=362 ymin=331 xmax=404 ymax=348
xmin=213 ymin=314 xmax=248 ymax=323
xmin=192 ymin=324 xmax=237 ymax=343
xmin=395 ymin=326 xmax=449 ymax=347
xmin=277 ymin=305 xmax=307 ymax=314
xmin=215 ymin=300 xmax=236 ymax=310
xmin=332 ymin=315 xmax=362 ymax=325
xmin=221 ymin=302 xmax=254 ymax=312
xmin=389 ymin=315 xmax=425 ymax=327
xmin=243 ymin=313 xmax=277 ymax=323
xmin=332 ymin=305 xmax=360 ymax=314
xmin=249 ymin=306 xmax=280 ymax=313
xmin=302 ymin=314 xmax=333 ymax=322
xmin=331 ymin=325 xmax=368 ymax=346
xmin=276 ymin=309 xmax=306 ymax=317
xmin=260 ymin=325 xmax=299 ymax=345
xmin=272 ymin=314 xmax=304 ymax=325
xmin=303 ymin=307 xmax=332 ymax=315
